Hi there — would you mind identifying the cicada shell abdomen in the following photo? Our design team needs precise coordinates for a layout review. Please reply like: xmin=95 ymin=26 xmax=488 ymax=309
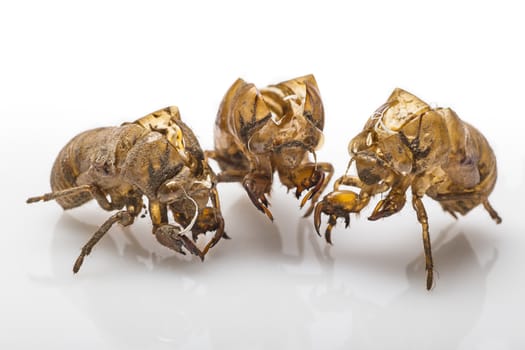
xmin=50 ymin=124 xmax=146 ymax=209
xmin=429 ymin=108 xmax=499 ymax=215
xmin=50 ymin=129 xmax=102 ymax=209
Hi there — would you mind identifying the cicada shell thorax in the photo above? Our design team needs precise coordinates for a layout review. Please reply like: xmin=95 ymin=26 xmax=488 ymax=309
xmin=119 ymin=130 xmax=186 ymax=199
xmin=298 ymin=75 xmax=325 ymax=131
xmin=350 ymin=89 xmax=438 ymax=184
xmin=132 ymin=106 xmax=185 ymax=155
xmin=214 ymin=79 xmax=271 ymax=148
xmin=364 ymin=88 xmax=430 ymax=136
xmin=213 ymin=79 xmax=258 ymax=172
xmin=261 ymin=74 xmax=324 ymax=128
xmin=354 ymin=88 xmax=491 ymax=189
xmin=244 ymin=75 xmax=325 ymax=155
xmin=131 ymin=106 xmax=204 ymax=176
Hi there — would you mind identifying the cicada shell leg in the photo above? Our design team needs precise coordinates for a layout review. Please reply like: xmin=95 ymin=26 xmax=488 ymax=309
xmin=412 ymin=195 xmax=434 ymax=291
xmin=313 ymin=190 xmax=364 ymax=244
xmin=73 ymin=209 xmax=135 ymax=273
xmin=298 ymin=162 xmax=334 ymax=217
xmin=26 ymin=185 xmax=92 ymax=204
xmin=482 ymin=199 xmax=502 ymax=224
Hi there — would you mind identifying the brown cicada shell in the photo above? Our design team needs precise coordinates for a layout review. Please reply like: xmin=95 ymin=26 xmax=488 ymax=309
xmin=208 ymin=75 xmax=333 ymax=220
xmin=314 ymin=88 xmax=501 ymax=290
xmin=27 ymin=106 xmax=225 ymax=272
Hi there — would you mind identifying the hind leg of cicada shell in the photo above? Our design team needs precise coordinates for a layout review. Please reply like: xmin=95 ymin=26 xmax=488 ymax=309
xmin=412 ymin=195 xmax=434 ymax=291
xmin=482 ymin=199 xmax=502 ymax=224
xmin=73 ymin=209 xmax=135 ymax=273
xmin=26 ymin=185 xmax=92 ymax=204
xmin=27 ymin=184 xmax=124 ymax=212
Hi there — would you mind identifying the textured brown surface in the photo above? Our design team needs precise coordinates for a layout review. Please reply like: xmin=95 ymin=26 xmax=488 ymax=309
xmin=28 ymin=106 xmax=225 ymax=271
xmin=209 ymin=75 xmax=333 ymax=220
xmin=315 ymin=89 xmax=501 ymax=289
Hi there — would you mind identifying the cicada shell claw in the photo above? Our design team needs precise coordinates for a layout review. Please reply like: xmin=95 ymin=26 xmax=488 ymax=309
xmin=314 ymin=190 xmax=365 ymax=244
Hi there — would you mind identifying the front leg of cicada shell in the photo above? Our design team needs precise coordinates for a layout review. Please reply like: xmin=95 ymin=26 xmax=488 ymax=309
xmin=193 ymin=207 xmax=226 ymax=256
xmin=368 ymin=190 xmax=407 ymax=221
xmin=284 ymin=162 xmax=334 ymax=217
xmin=313 ymin=173 xmax=388 ymax=244
xmin=196 ymin=187 xmax=228 ymax=257
xmin=367 ymin=175 xmax=411 ymax=221
xmin=149 ymin=200 xmax=204 ymax=260
xmin=314 ymin=190 xmax=367 ymax=244
xmin=210 ymin=167 xmax=274 ymax=221
xmin=154 ymin=224 xmax=204 ymax=260
xmin=242 ymin=171 xmax=274 ymax=221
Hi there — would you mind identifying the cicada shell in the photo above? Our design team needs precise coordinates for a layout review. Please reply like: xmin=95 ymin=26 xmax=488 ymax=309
xmin=28 ymin=106 xmax=225 ymax=272
xmin=314 ymin=88 xmax=501 ymax=290
xmin=208 ymin=75 xmax=333 ymax=220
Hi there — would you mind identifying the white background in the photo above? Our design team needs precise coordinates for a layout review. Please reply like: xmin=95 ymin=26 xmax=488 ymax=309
xmin=1 ymin=1 xmax=523 ymax=349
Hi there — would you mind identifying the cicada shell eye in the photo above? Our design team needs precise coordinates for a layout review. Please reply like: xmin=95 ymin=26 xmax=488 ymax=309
xmin=348 ymin=130 xmax=373 ymax=156
xmin=353 ymin=150 xmax=391 ymax=185
xmin=377 ymin=134 xmax=413 ymax=176
xmin=247 ymin=129 xmax=274 ymax=154
xmin=356 ymin=160 xmax=382 ymax=185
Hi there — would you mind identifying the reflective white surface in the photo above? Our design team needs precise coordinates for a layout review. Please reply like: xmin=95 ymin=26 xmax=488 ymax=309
xmin=1 ymin=1 xmax=524 ymax=349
